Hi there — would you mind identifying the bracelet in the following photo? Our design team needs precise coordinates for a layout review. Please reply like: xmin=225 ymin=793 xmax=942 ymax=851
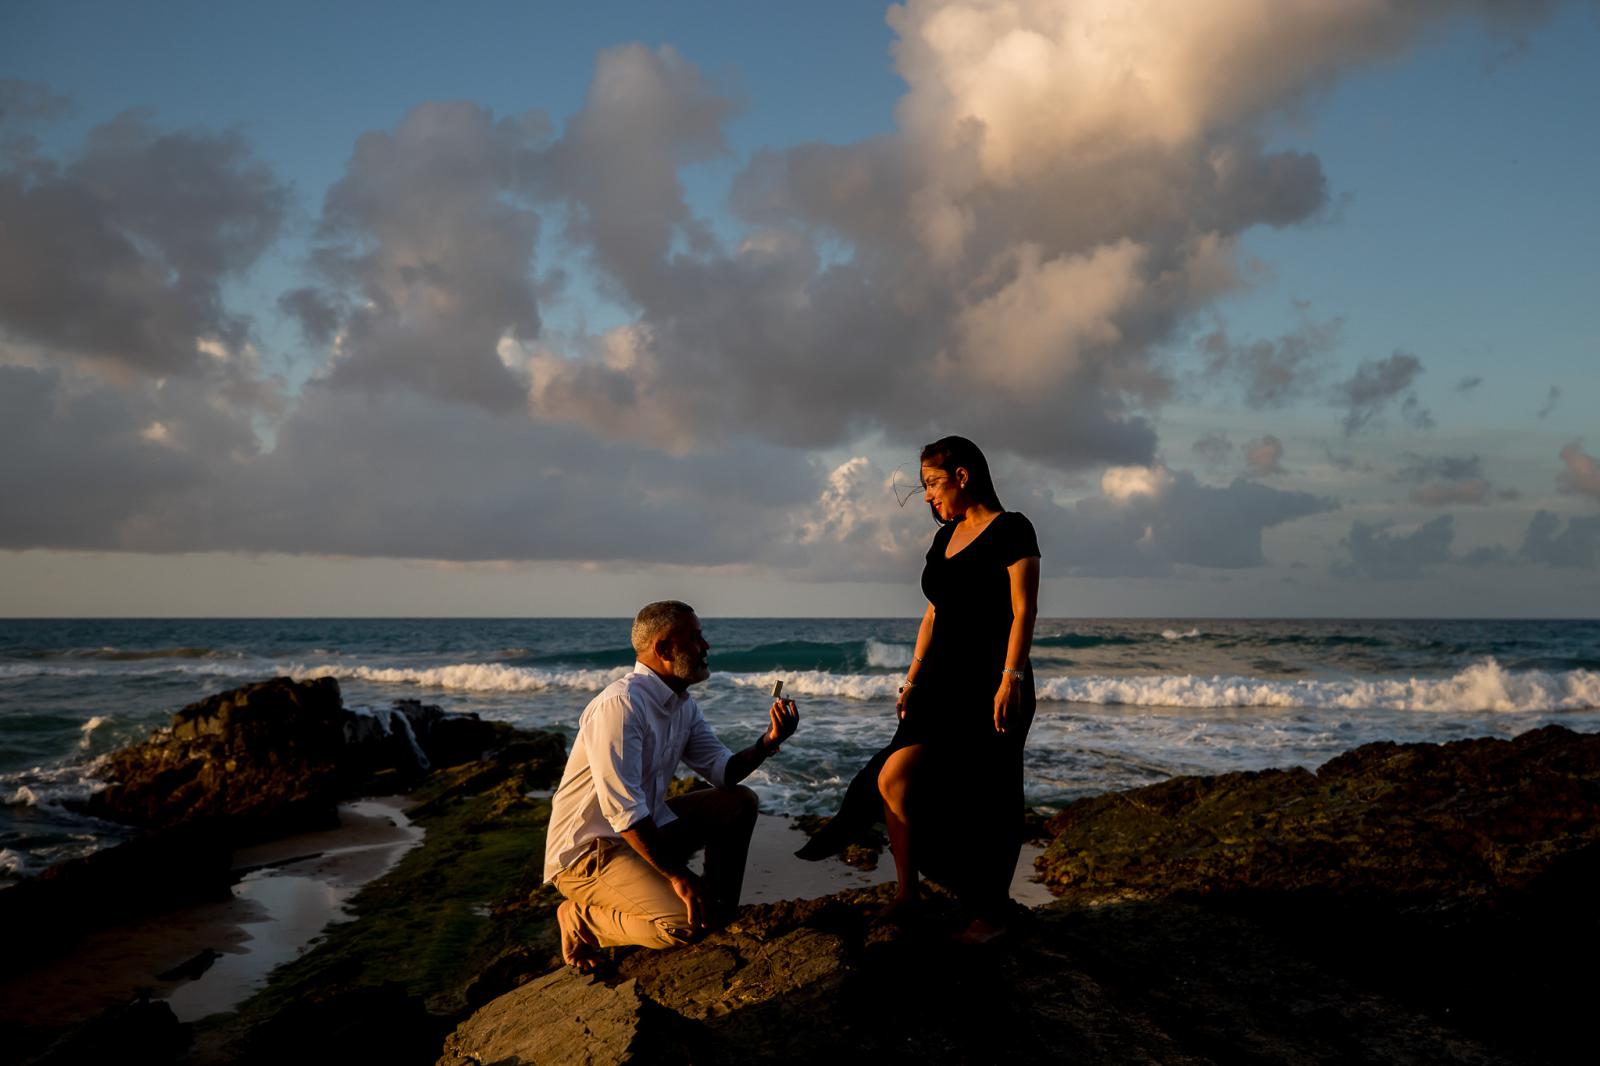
xmin=1001 ymin=667 xmax=1024 ymax=680
xmin=913 ymin=653 xmax=924 ymax=663
xmin=898 ymin=679 xmax=916 ymax=694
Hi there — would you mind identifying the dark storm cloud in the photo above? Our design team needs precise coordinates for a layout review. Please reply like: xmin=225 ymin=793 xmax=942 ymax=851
xmin=1333 ymin=515 xmax=1456 ymax=579
xmin=0 ymin=108 xmax=289 ymax=374
xmin=1332 ymin=351 xmax=1433 ymax=435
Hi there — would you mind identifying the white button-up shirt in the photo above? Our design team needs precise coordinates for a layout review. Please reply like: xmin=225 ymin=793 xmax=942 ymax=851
xmin=542 ymin=662 xmax=733 ymax=882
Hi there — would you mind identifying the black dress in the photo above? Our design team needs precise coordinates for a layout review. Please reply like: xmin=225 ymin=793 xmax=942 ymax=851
xmin=799 ymin=511 xmax=1041 ymax=921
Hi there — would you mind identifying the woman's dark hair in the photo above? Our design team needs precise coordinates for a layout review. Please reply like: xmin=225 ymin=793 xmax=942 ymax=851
xmin=920 ymin=435 xmax=1003 ymax=524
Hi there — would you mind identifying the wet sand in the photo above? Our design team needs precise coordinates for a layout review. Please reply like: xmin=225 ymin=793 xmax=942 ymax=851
xmin=0 ymin=797 xmax=422 ymax=1028
xmin=742 ymin=814 xmax=1054 ymax=907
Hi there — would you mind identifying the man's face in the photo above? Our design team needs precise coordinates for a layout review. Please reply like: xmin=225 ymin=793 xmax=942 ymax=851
xmin=662 ymin=615 xmax=711 ymax=686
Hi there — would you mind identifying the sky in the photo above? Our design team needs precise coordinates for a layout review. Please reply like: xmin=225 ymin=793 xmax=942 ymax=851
xmin=1 ymin=0 xmax=1597 ymax=618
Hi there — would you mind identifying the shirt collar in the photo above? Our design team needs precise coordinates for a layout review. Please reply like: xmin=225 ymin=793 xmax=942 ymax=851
xmin=631 ymin=661 xmax=688 ymax=708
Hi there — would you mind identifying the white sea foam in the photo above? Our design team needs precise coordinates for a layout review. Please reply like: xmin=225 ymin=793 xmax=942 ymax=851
xmin=723 ymin=670 xmax=900 ymax=700
xmin=289 ymin=662 xmax=629 ymax=693
xmin=1161 ymin=628 xmax=1202 ymax=640
xmin=6 ymin=783 xmax=95 ymax=809
xmin=865 ymin=640 xmax=914 ymax=669
xmin=1035 ymin=659 xmax=1600 ymax=712
xmin=1 ymin=848 xmax=32 ymax=877
xmin=78 ymin=715 xmax=110 ymax=750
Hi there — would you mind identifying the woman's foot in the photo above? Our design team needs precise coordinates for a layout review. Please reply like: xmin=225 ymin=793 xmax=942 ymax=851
xmin=878 ymin=888 xmax=925 ymax=928
xmin=952 ymin=916 xmax=1008 ymax=946
xmin=557 ymin=900 xmax=603 ymax=973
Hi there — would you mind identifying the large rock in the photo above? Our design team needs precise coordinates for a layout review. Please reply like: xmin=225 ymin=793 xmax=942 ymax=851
xmin=1036 ymin=723 xmax=1600 ymax=905
xmin=442 ymin=885 xmax=1524 ymax=1065
xmin=437 ymin=971 xmax=660 ymax=1066
xmin=1035 ymin=723 xmax=1600 ymax=1061
xmin=83 ymin=677 xmax=516 ymax=837
xmin=439 ymin=727 xmax=1600 ymax=1065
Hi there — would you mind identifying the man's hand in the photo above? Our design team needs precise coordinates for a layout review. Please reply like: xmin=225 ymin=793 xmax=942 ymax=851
xmin=725 ymin=697 xmax=801 ymax=785
xmin=670 ymin=870 xmax=711 ymax=931
xmin=764 ymin=697 xmax=799 ymax=751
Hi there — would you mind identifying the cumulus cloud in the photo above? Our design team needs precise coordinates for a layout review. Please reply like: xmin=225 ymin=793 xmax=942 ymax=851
xmin=290 ymin=101 xmax=552 ymax=411
xmin=0 ymin=107 xmax=288 ymax=376
xmin=1 ymin=2 xmax=1572 ymax=578
xmin=1394 ymin=453 xmax=1482 ymax=483
xmin=1029 ymin=465 xmax=1336 ymax=577
xmin=522 ymin=1 xmax=1557 ymax=468
xmin=1520 ymin=510 xmax=1600 ymax=569
xmin=0 ymin=361 xmax=828 ymax=568
xmin=1558 ymin=440 xmax=1600 ymax=502
xmin=1333 ymin=515 xmax=1456 ymax=579
xmin=1332 ymin=351 xmax=1433 ymax=435
xmin=1244 ymin=435 xmax=1286 ymax=476
xmin=1198 ymin=314 xmax=1339 ymax=408
xmin=1192 ymin=431 xmax=1233 ymax=466
xmin=1393 ymin=452 xmax=1489 ymax=506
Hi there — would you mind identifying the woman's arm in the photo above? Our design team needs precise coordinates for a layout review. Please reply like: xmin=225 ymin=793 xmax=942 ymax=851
xmin=993 ymin=556 xmax=1041 ymax=733
xmin=896 ymin=603 xmax=936 ymax=720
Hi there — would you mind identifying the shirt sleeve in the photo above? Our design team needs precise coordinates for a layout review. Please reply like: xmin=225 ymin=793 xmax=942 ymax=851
xmin=680 ymin=701 xmax=733 ymax=789
xmin=1001 ymin=511 xmax=1042 ymax=565
xmin=581 ymin=692 xmax=652 ymax=832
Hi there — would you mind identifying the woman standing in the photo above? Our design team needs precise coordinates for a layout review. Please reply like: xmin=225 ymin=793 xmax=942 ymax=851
xmin=801 ymin=435 xmax=1040 ymax=943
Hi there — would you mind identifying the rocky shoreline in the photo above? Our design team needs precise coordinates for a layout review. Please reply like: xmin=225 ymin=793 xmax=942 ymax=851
xmin=4 ymin=678 xmax=1597 ymax=1064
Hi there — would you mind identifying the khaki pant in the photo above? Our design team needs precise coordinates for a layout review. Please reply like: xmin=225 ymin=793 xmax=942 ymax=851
xmin=552 ymin=785 xmax=759 ymax=950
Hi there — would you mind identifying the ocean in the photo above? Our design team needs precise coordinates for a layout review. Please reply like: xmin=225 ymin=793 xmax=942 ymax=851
xmin=3 ymin=617 xmax=1598 ymax=888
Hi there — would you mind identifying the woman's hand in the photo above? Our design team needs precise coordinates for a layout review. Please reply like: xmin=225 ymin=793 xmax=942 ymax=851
xmin=896 ymin=681 xmax=913 ymax=721
xmin=993 ymin=673 xmax=1022 ymax=734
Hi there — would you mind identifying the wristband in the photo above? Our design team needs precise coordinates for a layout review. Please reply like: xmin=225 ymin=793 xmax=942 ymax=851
xmin=1001 ymin=667 xmax=1024 ymax=680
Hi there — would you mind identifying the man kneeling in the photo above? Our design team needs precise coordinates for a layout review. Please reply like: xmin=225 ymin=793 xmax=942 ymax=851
xmin=543 ymin=600 xmax=799 ymax=971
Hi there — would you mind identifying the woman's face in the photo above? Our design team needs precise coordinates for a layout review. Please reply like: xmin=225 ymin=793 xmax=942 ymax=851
xmin=922 ymin=463 xmax=967 ymax=522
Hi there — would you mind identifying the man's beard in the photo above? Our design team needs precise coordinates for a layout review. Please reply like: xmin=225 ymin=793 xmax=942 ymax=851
xmin=669 ymin=647 xmax=710 ymax=686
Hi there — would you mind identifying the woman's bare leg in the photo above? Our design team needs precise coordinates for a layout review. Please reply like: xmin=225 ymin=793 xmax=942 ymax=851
xmin=877 ymin=744 xmax=924 ymax=903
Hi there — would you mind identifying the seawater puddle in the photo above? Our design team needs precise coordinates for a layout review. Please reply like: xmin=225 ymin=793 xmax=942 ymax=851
xmin=160 ymin=797 xmax=424 ymax=1022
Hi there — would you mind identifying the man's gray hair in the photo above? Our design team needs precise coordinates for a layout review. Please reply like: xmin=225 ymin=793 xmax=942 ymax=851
xmin=631 ymin=600 xmax=696 ymax=657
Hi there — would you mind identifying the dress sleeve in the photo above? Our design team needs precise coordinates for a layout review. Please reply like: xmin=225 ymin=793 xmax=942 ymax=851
xmin=1000 ymin=512 xmax=1042 ymax=564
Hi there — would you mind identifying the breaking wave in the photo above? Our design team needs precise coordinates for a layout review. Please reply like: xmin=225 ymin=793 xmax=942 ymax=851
xmin=271 ymin=656 xmax=1600 ymax=711
xmin=1035 ymin=659 xmax=1600 ymax=712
